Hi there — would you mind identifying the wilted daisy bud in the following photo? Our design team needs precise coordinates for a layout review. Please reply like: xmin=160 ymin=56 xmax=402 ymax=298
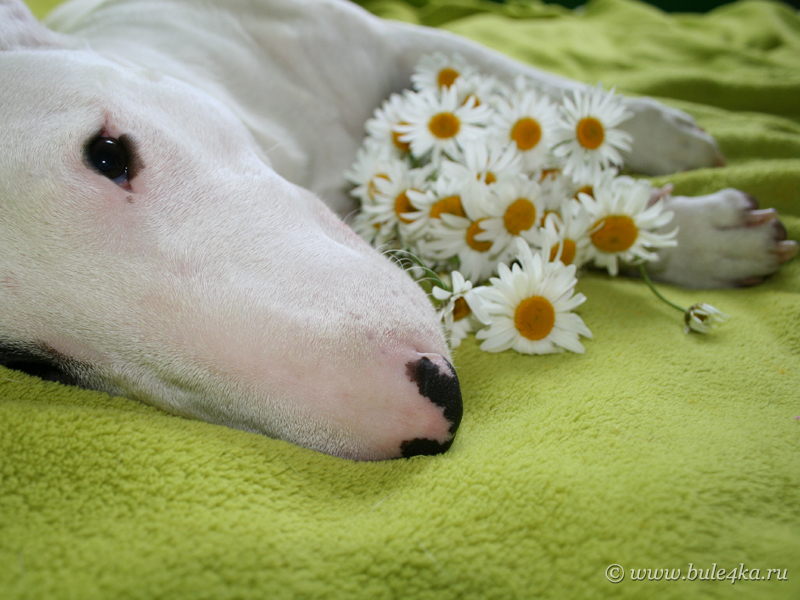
xmin=684 ymin=303 xmax=729 ymax=334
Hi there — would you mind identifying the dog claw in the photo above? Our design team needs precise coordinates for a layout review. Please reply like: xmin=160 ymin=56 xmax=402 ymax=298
xmin=744 ymin=208 xmax=777 ymax=226
xmin=743 ymin=193 xmax=759 ymax=210
xmin=774 ymin=240 xmax=799 ymax=264
xmin=773 ymin=219 xmax=788 ymax=241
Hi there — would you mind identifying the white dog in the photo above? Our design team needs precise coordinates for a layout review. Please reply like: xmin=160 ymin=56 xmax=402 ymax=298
xmin=0 ymin=0 xmax=795 ymax=460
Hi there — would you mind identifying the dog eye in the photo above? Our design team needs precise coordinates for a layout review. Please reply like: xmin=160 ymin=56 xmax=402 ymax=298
xmin=86 ymin=136 xmax=129 ymax=183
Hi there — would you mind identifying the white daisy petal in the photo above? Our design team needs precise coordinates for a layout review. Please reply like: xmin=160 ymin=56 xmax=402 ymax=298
xmin=395 ymin=87 xmax=493 ymax=161
xmin=343 ymin=54 xmax=657 ymax=356
xmin=582 ymin=175 xmax=678 ymax=276
xmin=551 ymin=84 xmax=633 ymax=182
xmin=411 ymin=52 xmax=477 ymax=93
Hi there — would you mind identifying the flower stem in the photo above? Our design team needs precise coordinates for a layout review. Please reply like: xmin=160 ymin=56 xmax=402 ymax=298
xmin=638 ymin=263 xmax=685 ymax=313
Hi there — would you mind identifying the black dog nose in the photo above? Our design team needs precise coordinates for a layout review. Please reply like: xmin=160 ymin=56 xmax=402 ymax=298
xmin=400 ymin=355 xmax=463 ymax=458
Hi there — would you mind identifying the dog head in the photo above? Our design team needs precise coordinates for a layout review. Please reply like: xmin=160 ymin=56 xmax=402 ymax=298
xmin=0 ymin=0 xmax=461 ymax=460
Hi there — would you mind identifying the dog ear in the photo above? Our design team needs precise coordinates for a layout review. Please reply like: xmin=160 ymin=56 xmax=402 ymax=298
xmin=1 ymin=0 xmax=66 ymax=50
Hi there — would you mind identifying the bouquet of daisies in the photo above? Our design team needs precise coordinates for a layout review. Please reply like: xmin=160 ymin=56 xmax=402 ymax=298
xmin=345 ymin=53 xmax=712 ymax=355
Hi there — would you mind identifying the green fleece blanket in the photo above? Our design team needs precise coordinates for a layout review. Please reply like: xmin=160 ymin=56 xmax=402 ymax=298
xmin=3 ymin=0 xmax=799 ymax=598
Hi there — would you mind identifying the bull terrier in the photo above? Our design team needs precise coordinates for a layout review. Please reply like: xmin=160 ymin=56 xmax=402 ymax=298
xmin=0 ymin=0 xmax=795 ymax=459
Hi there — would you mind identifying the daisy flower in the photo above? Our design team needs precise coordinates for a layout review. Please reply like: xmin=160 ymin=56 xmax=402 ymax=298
xmin=552 ymin=84 xmax=633 ymax=182
xmin=365 ymin=91 xmax=416 ymax=156
xmin=440 ymin=139 xmax=523 ymax=187
xmin=452 ymin=74 xmax=504 ymax=109
xmin=540 ymin=200 xmax=592 ymax=268
xmin=638 ymin=264 xmax=732 ymax=335
xmin=411 ymin=53 xmax=477 ymax=92
xmin=344 ymin=139 xmax=395 ymax=205
xmin=537 ymin=172 xmax=572 ymax=224
xmin=567 ymin=167 xmax=619 ymax=201
xmin=400 ymin=176 xmax=468 ymax=243
xmin=472 ymin=240 xmax=592 ymax=354
xmin=350 ymin=208 xmax=397 ymax=247
xmin=492 ymin=80 xmax=559 ymax=170
xmin=419 ymin=182 xmax=501 ymax=283
xmin=343 ymin=53 xmax=729 ymax=351
xmin=432 ymin=271 xmax=483 ymax=348
xmin=475 ymin=177 xmax=543 ymax=258
xmin=397 ymin=188 xmax=435 ymax=243
xmin=365 ymin=159 xmax=433 ymax=244
xmin=684 ymin=303 xmax=729 ymax=334
xmin=579 ymin=177 xmax=678 ymax=276
xmin=394 ymin=87 xmax=493 ymax=161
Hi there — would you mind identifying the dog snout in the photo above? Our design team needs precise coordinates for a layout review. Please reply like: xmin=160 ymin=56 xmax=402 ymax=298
xmin=399 ymin=353 xmax=462 ymax=458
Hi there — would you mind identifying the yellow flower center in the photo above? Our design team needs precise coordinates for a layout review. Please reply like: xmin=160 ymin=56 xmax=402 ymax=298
xmin=429 ymin=112 xmax=460 ymax=139
xmin=503 ymin=198 xmax=537 ymax=236
xmin=510 ymin=118 xmax=542 ymax=151
xmin=514 ymin=296 xmax=556 ymax=341
xmin=576 ymin=185 xmax=594 ymax=199
xmin=437 ymin=68 xmax=459 ymax=88
xmin=466 ymin=219 xmax=492 ymax=252
xmin=453 ymin=297 xmax=471 ymax=321
xmin=591 ymin=215 xmax=638 ymax=253
xmin=394 ymin=191 xmax=416 ymax=224
xmin=549 ymin=238 xmax=577 ymax=266
xmin=391 ymin=124 xmax=411 ymax=153
xmin=430 ymin=195 xmax=466 ymax=219
xmin=576 ymin=117 xmax=605 ymax=150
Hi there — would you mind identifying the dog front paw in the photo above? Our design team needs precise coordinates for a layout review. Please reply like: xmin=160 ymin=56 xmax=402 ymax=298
xmin=620 ymin=97 xmax=725 ymax=176
xmin=648 ymin=189 xmax=797 ymax=289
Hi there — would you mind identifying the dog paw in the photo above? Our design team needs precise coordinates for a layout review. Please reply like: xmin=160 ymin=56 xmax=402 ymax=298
xmin=649 ymin=189 xmax=798 ymax=289
xmin=620 ymin=97 xmax=725 ymax=176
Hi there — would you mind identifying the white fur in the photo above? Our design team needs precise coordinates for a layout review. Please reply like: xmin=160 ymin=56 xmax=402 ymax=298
xmin=650 ymin=189 xmax=792 ymax=288
xmin=44 ymin=0 xmax=729 ymax=211
xmin=0 ymin=0 xmax=794 ymax=459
